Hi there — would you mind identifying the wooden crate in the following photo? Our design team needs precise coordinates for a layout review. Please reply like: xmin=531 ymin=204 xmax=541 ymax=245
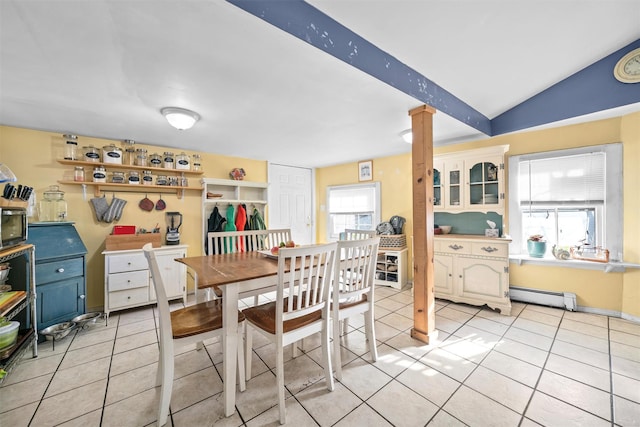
xmin=105 ymin=233 xmax=162 ymax=251
xmin=379 ymin=234 xmax=407 ymax=249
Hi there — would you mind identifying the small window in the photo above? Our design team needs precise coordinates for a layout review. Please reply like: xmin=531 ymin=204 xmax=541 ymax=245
xmin=326 ymin=182 xmax=381 ymax=241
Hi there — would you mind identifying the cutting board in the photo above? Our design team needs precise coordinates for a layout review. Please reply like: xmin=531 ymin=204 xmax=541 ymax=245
xmin=0 ymin=291 xmax=26 ymax=315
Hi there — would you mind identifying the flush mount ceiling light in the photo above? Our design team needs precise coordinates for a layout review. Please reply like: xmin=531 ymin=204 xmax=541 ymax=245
xmin=400 ymin=129 xmax=413 ymax=144
xmin=161 ymin=107 xmax=200 ymax=130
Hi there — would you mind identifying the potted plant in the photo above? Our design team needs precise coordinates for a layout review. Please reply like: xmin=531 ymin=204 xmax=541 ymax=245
xmin=527 ymin=234 xmax=547 ymax=258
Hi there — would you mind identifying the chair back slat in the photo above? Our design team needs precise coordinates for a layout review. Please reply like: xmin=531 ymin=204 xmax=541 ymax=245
xmin=142 ymin=243 xmax=173 ymax=353
xmin=342 ymin=229 xmax=377 ymax=241
xmin=266 ymin=229 xmax=292 ymax=249
xmin=207 ymin=229 xmax=291 ymax=255
xmin=335 ymin=237 xmax=380 ymax=301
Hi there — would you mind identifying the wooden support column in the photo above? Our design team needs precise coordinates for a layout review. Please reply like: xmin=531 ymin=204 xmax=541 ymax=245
xmin=410 ymin=105 xmax=438 ymax=344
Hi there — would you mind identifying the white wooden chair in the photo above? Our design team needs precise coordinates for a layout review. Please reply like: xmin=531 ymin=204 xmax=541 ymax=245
xmin=142 ymin=243 xmax=246 ymax=426
xmin=342 ymin=228 xmax=377 ymax=240
xmin=243 ymin=242 xmax=337 ymax=425
xmin=333 ymin=237 xmax=380 ymax=380
xmin=265 ymin=228 xmax=292 ymax=249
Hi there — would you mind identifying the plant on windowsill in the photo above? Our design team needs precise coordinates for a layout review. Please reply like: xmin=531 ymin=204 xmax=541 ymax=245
xmin=527 ymin=234 xmax=547 ymax=258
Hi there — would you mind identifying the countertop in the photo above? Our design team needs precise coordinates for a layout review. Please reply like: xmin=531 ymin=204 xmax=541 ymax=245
xmin=434 ymin=234 xmax=512 ymax=242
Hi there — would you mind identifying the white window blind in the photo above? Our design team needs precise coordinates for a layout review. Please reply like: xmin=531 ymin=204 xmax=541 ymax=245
xmin=518 ymin=152 xmax=605 ymax=206
xmin=328 ymin=186 xmax=377 ymax=214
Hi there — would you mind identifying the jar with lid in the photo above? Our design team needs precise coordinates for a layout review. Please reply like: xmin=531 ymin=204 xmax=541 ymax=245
xmin=124 ymin=147 xmax=136 ymax=165
xmin=39 ymin=185 xmax=67 ymax=222
xmin=149 ymin=153 xmax=162 ymax=168
xmin=156 ymin=175 xmax=168 ymax=186
xmin=163 ymin=152 xmax=175 ymax=169
xmin=83 ymin=145 xmax=101 ymax=163
xmin=111 ymin=171 xmax=125 ymax=184
xmin=142 ymin=170 xmax=153 ymax=185
xmin=168 ymin=176 xmax=178 ymax=186
xmin=128 ymin=171 xmax=140 ymax=185
xmin=135 ymin=148 xmax=148 ymax=167
xmin=192 ymin=154 xmax=202 ymax=171
xmin=73 ymin=166 xmax=85 ymax=182
xmin=176 ymin=152 xmax=190 ymax=170
xmin=102 ymin=144 xmax=123 ymax=165
xmin=93 ymin=166 xmax=106 ymax=183
xmin=64 ymin=134 xmax=78 ymax=160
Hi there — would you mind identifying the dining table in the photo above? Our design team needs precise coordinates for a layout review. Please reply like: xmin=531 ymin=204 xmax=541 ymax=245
xmin=175 ymin=251 xmax=281 ymax=417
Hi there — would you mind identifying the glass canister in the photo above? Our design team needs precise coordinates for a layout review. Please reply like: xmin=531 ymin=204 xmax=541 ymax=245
xmin=142 ymin=170 xmax=153 ymax=185
xmin=128 ymin=171 xmax=140 ymax=185
xmin=111 ymin=171 xmax=125 ymax=183
xmin=156 ymin=175 xmax=168 ymax=186
xmin=92 ymin=166 xmax=106 ymax=183
xmin=163 ymin=152 xmax=175 ymax=169
xmin=135 ymin=148 xmax=148 ymax=166
xmin=192 ymin=154 xmax=202 ymax=171
xmin=83 ymin=145 xmax=101 ymax=163
xmin=124 ymin=147 xmax=136 ymax=165
xmin=149 ymin=153 xmax=162 ymax=168
xmin=73 ymin=166 xmax=85 ymax=182
xmin=39 ymin=185 xmax=67 ymax=222
xmin=102 ymin=144 xmax=123 ymax=165
xmin=176 ymin=152 xmax=190 ymax=170
xmin=64 ymin=134 xmax=78 ymax=160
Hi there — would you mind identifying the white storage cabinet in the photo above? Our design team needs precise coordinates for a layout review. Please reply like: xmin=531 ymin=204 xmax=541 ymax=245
xmin=375 ymin=248 xmax=408 ymax=289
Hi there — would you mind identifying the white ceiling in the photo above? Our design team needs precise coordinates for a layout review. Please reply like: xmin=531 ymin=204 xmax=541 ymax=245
xmin=1 ymin=1 xmax=639 ymax=168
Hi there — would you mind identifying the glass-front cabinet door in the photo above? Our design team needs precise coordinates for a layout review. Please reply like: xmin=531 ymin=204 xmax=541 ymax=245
xmin=444 ymin=159 xmax=463 ymax=210
xmin=466 ymin=155 xmax=503 ymax=208
xmin=433 ymin=161 xmax=443 ymax=208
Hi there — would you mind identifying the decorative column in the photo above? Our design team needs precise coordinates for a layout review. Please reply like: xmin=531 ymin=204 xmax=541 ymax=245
xmin=409 ymin=105 xmax=438 ymax=344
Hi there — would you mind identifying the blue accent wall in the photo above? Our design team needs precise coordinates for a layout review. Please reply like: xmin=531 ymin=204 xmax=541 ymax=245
xmin=434 ymin=212 xmax=504 ymax=236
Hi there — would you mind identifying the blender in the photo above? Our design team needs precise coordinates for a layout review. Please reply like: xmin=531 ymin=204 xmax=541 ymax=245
xmin=165 ymin=211 xmax=182 ymax=245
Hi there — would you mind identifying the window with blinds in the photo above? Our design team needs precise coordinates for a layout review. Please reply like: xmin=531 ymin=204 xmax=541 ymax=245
xmin=326 ymin=183 xmax=380 ymax=240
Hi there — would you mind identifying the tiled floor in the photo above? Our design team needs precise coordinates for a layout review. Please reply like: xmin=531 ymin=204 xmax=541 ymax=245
xmin=1 ymin=286 xmax=639 ymax=426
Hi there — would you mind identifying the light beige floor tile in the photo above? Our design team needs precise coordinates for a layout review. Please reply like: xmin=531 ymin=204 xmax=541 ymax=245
xmin=388 ymin=291 xmax=414 ymax=305
xmin=437 ymin=306 xmax=474 ymax=324
xmin=610 ymin=317 xmax=640 ymax=336
xmin=545 ymin=353 xmax=610 ymax=392
xmin=537 ymin=370 xmax=611 ymax=420
xmin=508 ymin=302 xmax=527 ymax=317
xmin=68 ymin=326 xmax=117 ymax=351
xmin=336 ymin=328 xmax=372 ymax=357
xmin=338 ymin=357 xmax=392 ymax=400
xmin=613 ymin=373 xmax=640 ymax=403
xmin=334 ymin=402 xmax=393 ymax=426
xmin=512 ymin=317 xmax=558 ymax=338
xmin=504 ymin=326 xmax=553 ymax=351
xmin=0 ymin=401 xmax=38 ymax=426
xmin=116 ymin=307 xmax=155 ymax=326
xmin=443 ymin=385 xmax=521 ymax=427
xmin=613 ymin=395 xmax=640 ymax=427
xmin=481 ymin=350 xmax=542 ymax=387
xmin=466 ymin=316 xmax=510 ymax=336
xmin=45 ymin=356 xmax=110 ymax=397
xmin=611 ymin=340 xmax=640 ymax=363
xmin=109 ymin=342 xmax=159 ymax=376
xmin=173 ymin=347 xmax=214 ymax=379
xmin=373 ymin=319 xmax=404 ymax=342
xmin=369 ymin=343 xmax=416 ymax=378
xmin=396 ymin=360 xmax=460 ymax=407
xmin=560 ymin=318 xmax=608 ymax=339
xmin=281 ymin=352 xmax=327 ymax=395
xmin=554 ymin=328 xmax=609 ymax=353
xmin=170 ymin=366 xmax=224 ymax=413
xmin=56 ymin=409 xmax=102 ymax=427
xmin=172 ymin=394 xmax=243 ymax=427
xmin=378 ymin=312 xmax=414 ymax=331
xmin=520 ymin=418 xmax=544 ymax=427
xmin=611 ymin=355 xmax=640 ymax=381
xmin=551 ymin=340 xmax=609 ymax=370
xmin=368 ymin=379 xmax=438 ymax=427
xmin=296 ymin=380 xmax=361 ymax=426
xmin=376 ymin=298 xmax=407 ymax=313
xmin=116 ymin=317 xmax=157 ymax=338
xmin=525 ymin=391 xmax=609 ymax=427
xmin=476 ymin=307 xmax=516 ymax=326
xmin=376 ymin=286 xmax=400 ymax=299
xmin=452 ymin=325 xmax=503 ymax=349
xmin=385 ymin=331 xmax=445 ymax=360
xmin=0 ymin=373 xmax=53 ymax=412
xmin=31 ymin=378 xmax=107 ymax=427
xmin=106 ymin=362 xmax=158 ymax=405
xmin=236 ymin=370 xmax=286 ymax=421
xmin=610 ymin=329 xmax=640 ymax=348
xmin=395 ymin=303 xmax=414 ymax=319
xmin=59 ymin=340 xmax=113 ymax=370
xmin=2 ymin=353 xmax=63 ymax=386
xmin=464 ymin=366 xmax=533 ymax=414
xmin=493 ymin=338 xmax=549 ymax=367
xmin=435 ymin=316 xmax=464 ymax=334
xmin=113 ymin=329 xmax=158 ymax=354
xmin=521 ymin=304 xmax=564 ymax=318
xmin=518 ymin=307 xmax=562 ymax=327
xmin=102 ymin=386 xmax=160 ymax=427
xmin=439 ymin=335 xmax=492 ymax=363
xmin=35 ymin=334 xmax=74 ymax=357
xmin=373 ymin=305 xmax=392 ymax=320
xmin=419 ymin=348 xmax=477 ymax=382
xmin=447 ymin=303 xmax=481 ymax=316
xmin=562 ymin=310 xmax=608 ymax=328
xmin=427 ymin=410 xmax=466 ymax=426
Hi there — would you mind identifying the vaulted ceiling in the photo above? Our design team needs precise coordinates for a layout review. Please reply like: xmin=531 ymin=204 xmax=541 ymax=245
xmin=1 ymin=1 xmax=639 ymax=168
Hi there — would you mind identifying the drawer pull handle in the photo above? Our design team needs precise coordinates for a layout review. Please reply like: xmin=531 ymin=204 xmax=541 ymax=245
xmin=481 ymin=246 xmax=498 ymax=253
xmin=79 ymin=294 xmax=85 ymax=299
xmin=449 ymin=244 xmax=463 ymax=250
xmin=56 ymin=268 xmax=65 ymax=273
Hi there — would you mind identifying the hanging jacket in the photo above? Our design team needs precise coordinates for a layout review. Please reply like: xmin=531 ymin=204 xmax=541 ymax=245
xmin=235 ymin=204 xmax=247 ymax=251
xmin=223 ymin=204 xmax=237 ymax=253
xmin=249 ymin=207 xmax=267 ymax=250
xmin=206 ymin=206 xmax=226 ymax=254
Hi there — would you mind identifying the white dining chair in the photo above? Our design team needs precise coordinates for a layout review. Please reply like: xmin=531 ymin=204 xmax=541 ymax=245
xmin=333 ymin=237 xmax=380 ymax=380
xmin=342 ymin=228 xmax=377 ymax=240
xmin=243 ymin=242 xmax=337 ymax=425
xmin=142 ymin=243 xmax=246 ymax=426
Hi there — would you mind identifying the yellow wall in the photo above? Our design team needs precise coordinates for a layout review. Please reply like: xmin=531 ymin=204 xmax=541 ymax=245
xmin=315 ymin=112 xmax=640 ymax=318
xmin=0 ymin=126 xmax=267 ymax=311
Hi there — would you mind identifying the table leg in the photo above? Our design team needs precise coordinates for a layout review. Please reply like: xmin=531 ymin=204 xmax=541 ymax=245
xmin=222 ymin=283 xmax=239 ymax=417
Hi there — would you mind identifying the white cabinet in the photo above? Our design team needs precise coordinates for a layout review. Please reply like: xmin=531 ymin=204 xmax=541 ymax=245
xmin=434 ymin=145 xmax=508 ymax=212
xmin=375 ymin=248 xmax=407 ymax=289
xmin=434 ymin=236 xmax=511 ymax=315
xmin=103 ymin=245 xmax=187 ymax=318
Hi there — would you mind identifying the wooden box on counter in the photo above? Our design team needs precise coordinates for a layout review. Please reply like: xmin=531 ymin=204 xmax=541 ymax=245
xmin=105 ymin=233 xmax=162 ymax=251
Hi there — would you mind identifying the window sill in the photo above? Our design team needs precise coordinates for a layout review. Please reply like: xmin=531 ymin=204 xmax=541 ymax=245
xmin=509 ymin=255 xmax=640 ymax=273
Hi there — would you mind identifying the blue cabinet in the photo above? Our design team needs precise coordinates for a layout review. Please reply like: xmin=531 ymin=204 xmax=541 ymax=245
xmin=27 ymin=222 xmax=87 ymax=334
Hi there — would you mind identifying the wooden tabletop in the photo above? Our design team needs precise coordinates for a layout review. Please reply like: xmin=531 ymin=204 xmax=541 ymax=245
xmin=175 ymin=251 xmax=280 ymax=289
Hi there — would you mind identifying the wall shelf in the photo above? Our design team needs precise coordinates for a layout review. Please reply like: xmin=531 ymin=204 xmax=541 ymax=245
xmin=57 ymin=159 xmax=204 ymax=175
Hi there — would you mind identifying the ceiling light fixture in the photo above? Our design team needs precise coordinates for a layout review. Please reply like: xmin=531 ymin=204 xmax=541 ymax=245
xmin=161 ymin=107 xmax=200 ymax=130
xmin=400 ymin=129 xmax=413 ymax=144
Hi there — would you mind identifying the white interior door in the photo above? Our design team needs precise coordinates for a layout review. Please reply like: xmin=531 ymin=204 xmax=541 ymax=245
xmin=268 ymin=164 xmax=314 ymax=245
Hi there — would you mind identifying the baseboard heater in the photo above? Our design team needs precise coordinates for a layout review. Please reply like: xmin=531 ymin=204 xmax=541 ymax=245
xmin=509 ymin=286 xmax=577 ymax=311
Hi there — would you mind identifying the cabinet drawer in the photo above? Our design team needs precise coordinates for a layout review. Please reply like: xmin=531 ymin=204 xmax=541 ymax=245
xmin=108 ymin=270 xmax=149 ymax=292
xmin=471 ymin=242 xmax=508 ymax=258
xmin=107 ymin=252 xmax=147 ymax=273
xmin=109 ymin=287 xmax=149 ymax=309
xmin=36 ymin=257 xmax=84 ymax=284
xmin=437 ymin=241 xmax=471 ymax=255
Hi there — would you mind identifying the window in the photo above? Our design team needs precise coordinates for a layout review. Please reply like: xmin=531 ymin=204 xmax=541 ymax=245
xmin=509 ymin=144 xmax=622 ymax=261
xmin=326 ymin=182 xmax=381 ymax=241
